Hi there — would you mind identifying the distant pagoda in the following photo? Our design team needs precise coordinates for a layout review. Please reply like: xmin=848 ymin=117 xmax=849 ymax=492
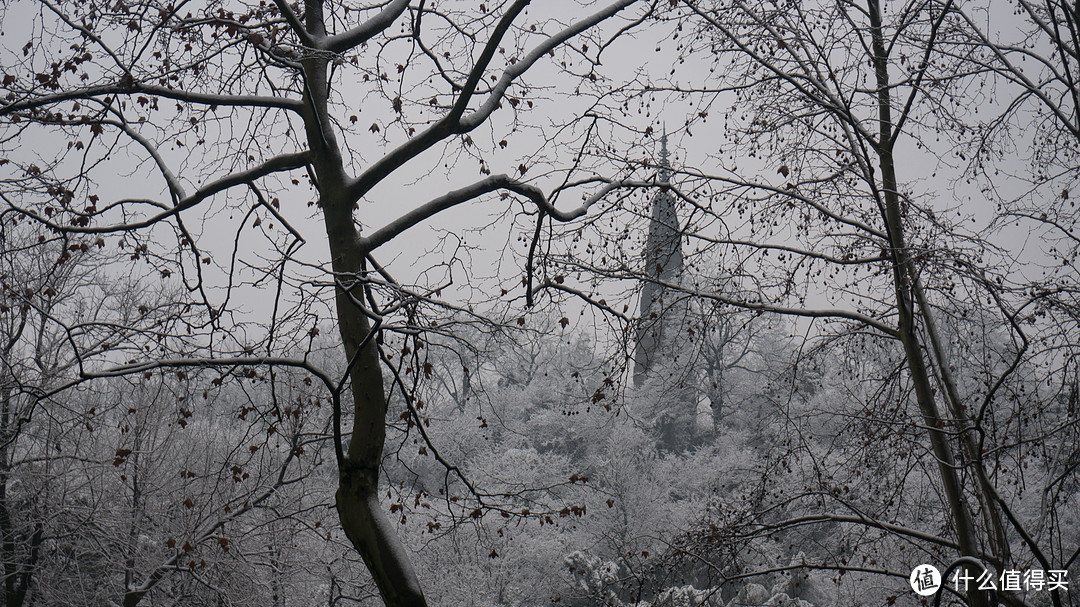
xmin=630 ymin=132 xmax=703 ymax=451
xmin=633 ymin=132 xmax=685 ymax=387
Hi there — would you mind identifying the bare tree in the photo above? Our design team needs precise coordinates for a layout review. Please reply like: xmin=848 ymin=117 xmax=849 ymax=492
xmin=0 ymin=0 xmax=666 ymax=604
xmin=0 ymin=214 xmax=176 ymax=606
xmin=530 ymin=0 xmax=1080 ymax=605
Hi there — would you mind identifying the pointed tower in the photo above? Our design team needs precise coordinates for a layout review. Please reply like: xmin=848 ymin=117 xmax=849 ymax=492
xmin=633 ymin=132 xmax=685 ymax=387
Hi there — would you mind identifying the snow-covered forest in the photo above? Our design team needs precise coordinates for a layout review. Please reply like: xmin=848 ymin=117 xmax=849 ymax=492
xmin=0 ymin=0 xmax=1078 ymax=605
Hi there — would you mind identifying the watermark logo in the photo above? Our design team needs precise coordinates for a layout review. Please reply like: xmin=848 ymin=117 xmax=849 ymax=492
xmin=910 ymin=564 xmax=942 ymax=596
xmin=909 ymin=563 xmax=1070 ymax=596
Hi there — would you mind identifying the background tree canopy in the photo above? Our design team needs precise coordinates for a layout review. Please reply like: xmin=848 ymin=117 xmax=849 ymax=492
xmin=0 ymin=0 xmax=1078 ymax=606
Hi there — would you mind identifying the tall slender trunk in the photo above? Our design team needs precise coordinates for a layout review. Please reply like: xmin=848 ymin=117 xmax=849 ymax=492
xmin=866 ymin=2 xmax=986 ymax=604
xmin=914 ymin=281 xmax=1010 ymax=567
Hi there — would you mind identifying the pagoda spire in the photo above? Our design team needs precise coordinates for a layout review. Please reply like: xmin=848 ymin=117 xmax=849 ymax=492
xmin=659 ymin=128 xmax=669 ymax=166
xmin=658 ymin=127 xmax=671 ymax=183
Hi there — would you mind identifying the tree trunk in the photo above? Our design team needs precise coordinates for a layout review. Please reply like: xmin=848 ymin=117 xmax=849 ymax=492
xmin=867 ymin=1 xmax=986 ymax=604
xmin=0 ymin=386 xmax=30 ymax=607
xmin=323 ymin=200 xmax=428 ymax=607
xmin=299 ymin=0 xmax=428 ymax=598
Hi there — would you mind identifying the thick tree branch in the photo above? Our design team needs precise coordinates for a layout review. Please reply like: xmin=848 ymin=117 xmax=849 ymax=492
xmin=325 ymin=0 xmax=411 ymax=54
xmin=357 ymin=175 xmax=626 ymax=253
xmin=9 ymin=151 xmax=313 ymax=234
xmin=458 ymin=0 xmax=638 ymax=130
xmin=345 ymin=0 xmax=638 ymax=202
xmin=272 ymin=0 xmax=316 ymax=47
xmin=0 ymin=82 xmax=303 ymax=117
